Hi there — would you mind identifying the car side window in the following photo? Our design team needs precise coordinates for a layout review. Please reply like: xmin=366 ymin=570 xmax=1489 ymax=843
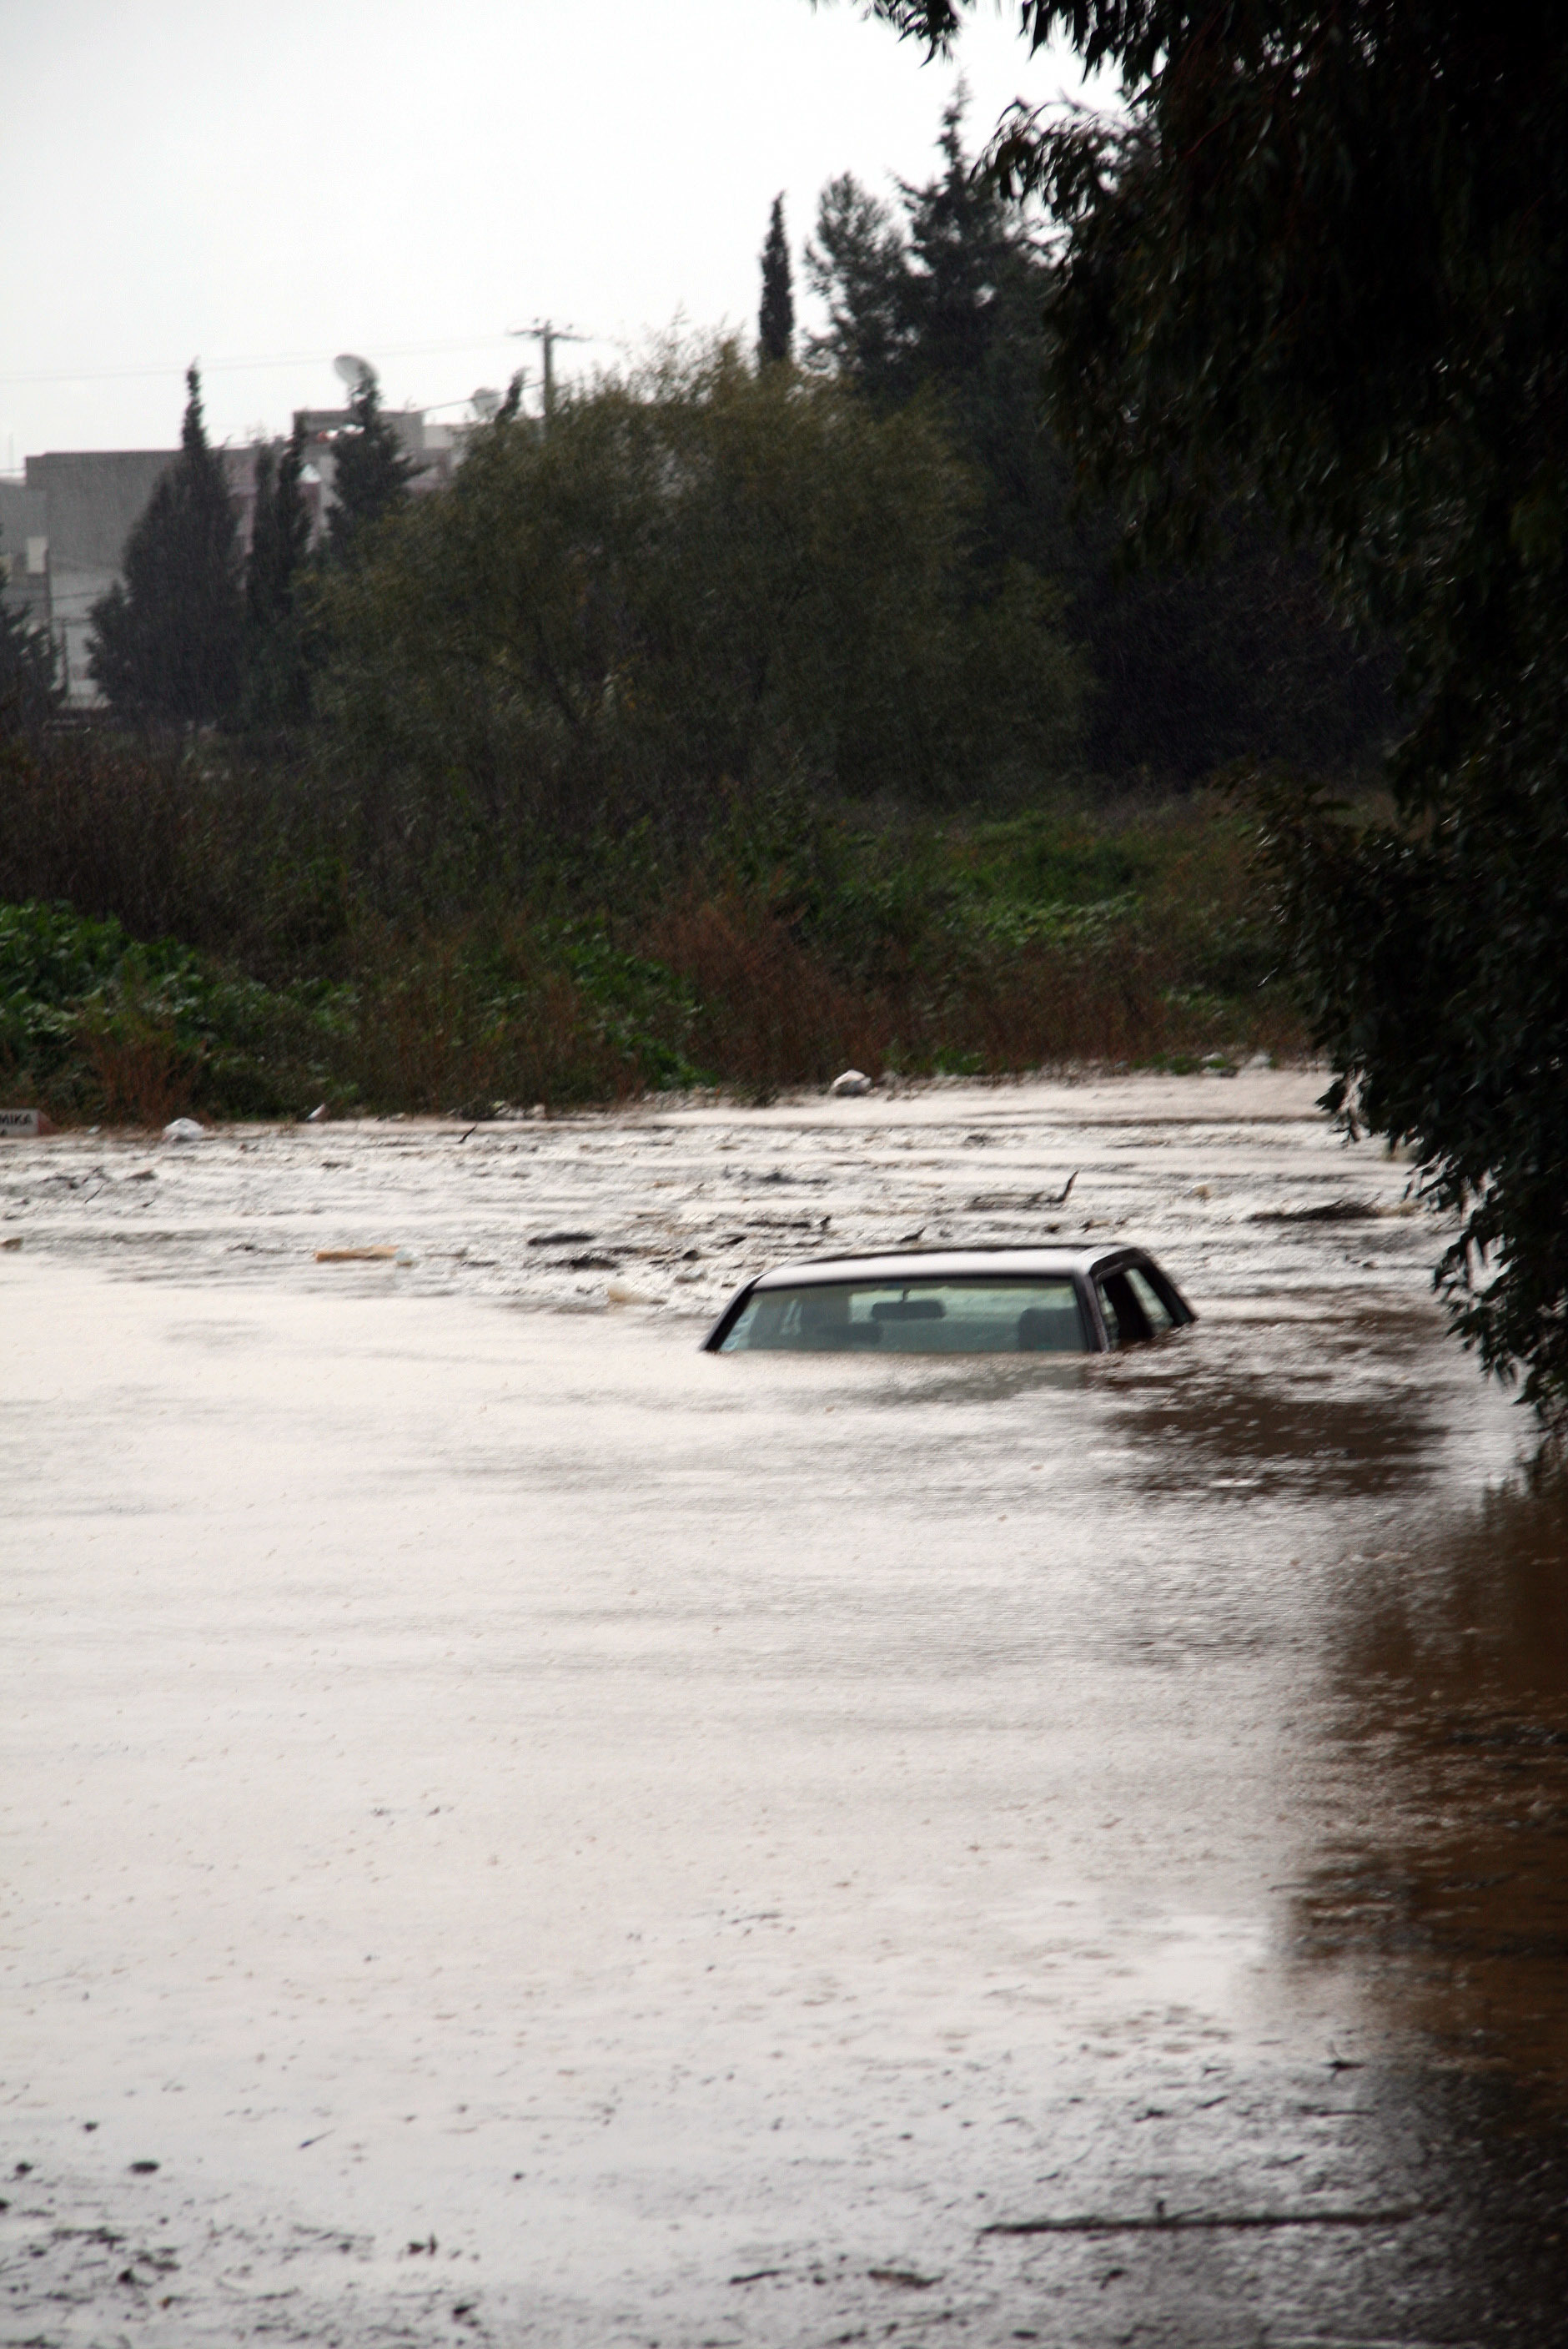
xmin=1096 ymin=1270 xmax=1153 ymax=1347
xmin=1125 ymin=1265 xmax=1176 ymax=1335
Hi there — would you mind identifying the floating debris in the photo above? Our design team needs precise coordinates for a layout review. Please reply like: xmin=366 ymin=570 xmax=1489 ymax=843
xmin=981 ymin=2206 xmax=1420 ymax=2236
xmin=1249 ymin=1200 xmax=1380 ymax=1224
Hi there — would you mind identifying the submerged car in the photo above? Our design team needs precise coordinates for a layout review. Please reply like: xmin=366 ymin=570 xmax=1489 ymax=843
xmin=703 ymin=1245 xmax=1194 ymax=1356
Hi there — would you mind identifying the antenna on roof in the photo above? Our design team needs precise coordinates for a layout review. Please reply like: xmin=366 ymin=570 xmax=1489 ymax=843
xmin=333 ymin=352 xmax=374 ymax=395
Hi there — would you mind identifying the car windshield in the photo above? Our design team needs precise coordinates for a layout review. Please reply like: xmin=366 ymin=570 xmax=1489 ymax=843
xmin=717 ymin=1276 xmax=1088 ymax=1356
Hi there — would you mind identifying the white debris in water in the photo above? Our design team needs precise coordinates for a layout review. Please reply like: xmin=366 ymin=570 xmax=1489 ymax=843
xmin=830 ymin=1068 xmax=873 ymax=1096
xmin=0 ymin=1070 xmax=1445 ymax=1325
xmin=160 ymin=1116 xmax=207 ymax=1144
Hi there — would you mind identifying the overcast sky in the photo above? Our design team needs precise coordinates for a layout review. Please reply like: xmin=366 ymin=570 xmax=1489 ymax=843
xmin=1 ymin=0 xmax=1103 ymax=464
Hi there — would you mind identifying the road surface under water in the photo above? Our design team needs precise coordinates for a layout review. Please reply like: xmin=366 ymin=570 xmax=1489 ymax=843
xmin=3 ymin=1073 xmax=1566 ymax=2346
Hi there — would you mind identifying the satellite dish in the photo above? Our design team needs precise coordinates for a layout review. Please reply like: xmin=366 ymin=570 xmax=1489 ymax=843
xmin=470 ymin=386 xmax=501 ymax=421
xmin=333 ymin=352 xmax=374 ymax=393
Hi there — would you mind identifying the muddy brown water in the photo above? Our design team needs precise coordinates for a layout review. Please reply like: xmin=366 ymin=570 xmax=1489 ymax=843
xmin=3 ymin=1073 xmax=1566 ymax=2346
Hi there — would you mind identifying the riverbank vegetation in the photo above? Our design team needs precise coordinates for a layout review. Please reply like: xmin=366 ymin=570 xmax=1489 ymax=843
xmin=0 ymin=732 xmax=1302 ymax=1124
xmin=1 ymin=107 xmax=1387 ymax=1130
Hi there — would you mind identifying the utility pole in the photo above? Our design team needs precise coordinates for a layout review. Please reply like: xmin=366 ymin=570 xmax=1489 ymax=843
xmin=506 ymin=320 xmax=588 ymax=429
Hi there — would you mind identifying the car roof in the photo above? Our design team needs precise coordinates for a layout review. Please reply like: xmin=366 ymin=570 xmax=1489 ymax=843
xmin=748 ymin=1245 xmax=1138 ymax=1292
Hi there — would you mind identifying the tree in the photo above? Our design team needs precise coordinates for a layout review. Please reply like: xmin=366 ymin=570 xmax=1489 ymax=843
xmin=88 ymin=366 xmax=243 ymax=723
xmin=805 ymin=174 xmax=912 ymax=395
xmin=758 ymin=194 xmax=795 ymax=365
xmin=805 ymin=99 xmax=1391 ymax=783
xmin=866 ymin=2 xmax=1568 ymax=1421
xmin=243 ymin=421 xmax=313 ymax=727
xmin=0 ymin=541 xmax=61 ymax=737
xmin=315 ymin=341 xmax=1083 ymax=862
xmin=807 ymin=100 xmax=1043 ymax=445
xmin=327 ymin=370 xmax=415 ymax=560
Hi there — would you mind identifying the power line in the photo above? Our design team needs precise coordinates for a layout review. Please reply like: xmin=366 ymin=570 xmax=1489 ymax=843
xmin=0 ymin=335 xmax=525 ymax=388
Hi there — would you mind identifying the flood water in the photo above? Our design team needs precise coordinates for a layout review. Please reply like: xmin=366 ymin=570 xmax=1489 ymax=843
xmin=3 ymin=1073 xmax=1566 ymax=2346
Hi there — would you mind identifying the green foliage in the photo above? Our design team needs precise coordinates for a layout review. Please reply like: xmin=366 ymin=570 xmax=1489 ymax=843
xmin=0 ymin=756 xmax=1298 ymax=1122
xmin=0 ymin=898 xmax=343 ymax=1120
xmin=805 ymin=174 xmax=910 ymax=395
xmin=0 ymin=875 xmax=708 ymax=1123
xmin=1261 ymin=764 xmax=1568 ymax=1427
xmin=0 ymin=898 xmax=133 ymax=1024
xmin=758 ymin=194 xmax=795 ymax=365
xmin=331 ymin=912 xmax=703 ymax=1114
xmin=871 ymin=1 xmax=1568 ymax=1416
xmin=88 ymin=367 xmax=244 ymax=724
xmin=806 ymin=93 xmax=1395 ymax=785
xmin=644 ymin=789 xmax=1291 ymax=1086
xmin=327 ymin=370 xmax=415 ymax=561
xmin=807 ymin=99 xmax=1059 ymax=572
xmin=778 ymin=797 xmax=1271 ymax=997
xmin=314 ymin=340 xmax=1084 ymax=854
xmin=554 ymin=926 xmax=706 ymax=1088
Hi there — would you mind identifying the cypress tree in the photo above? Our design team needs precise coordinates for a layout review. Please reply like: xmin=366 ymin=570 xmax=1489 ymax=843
xmin=327 ymin=370 xmax=415 ymax=560
xmin=758 ymin=194 xmax=795 ymax=365
xmin=243 ymin=420 xmax=313 ymax=726
xmin=88 ymin=365 xmax=243 ymax=724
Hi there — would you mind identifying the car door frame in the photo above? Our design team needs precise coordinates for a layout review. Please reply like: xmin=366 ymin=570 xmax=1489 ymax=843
xmin=1084 ymin=1249 xmax=1195 ymax=1350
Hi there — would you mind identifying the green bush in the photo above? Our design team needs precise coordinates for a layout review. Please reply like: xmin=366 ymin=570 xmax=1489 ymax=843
xmin=0 ymin=899 xmax=343 ymax=1123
